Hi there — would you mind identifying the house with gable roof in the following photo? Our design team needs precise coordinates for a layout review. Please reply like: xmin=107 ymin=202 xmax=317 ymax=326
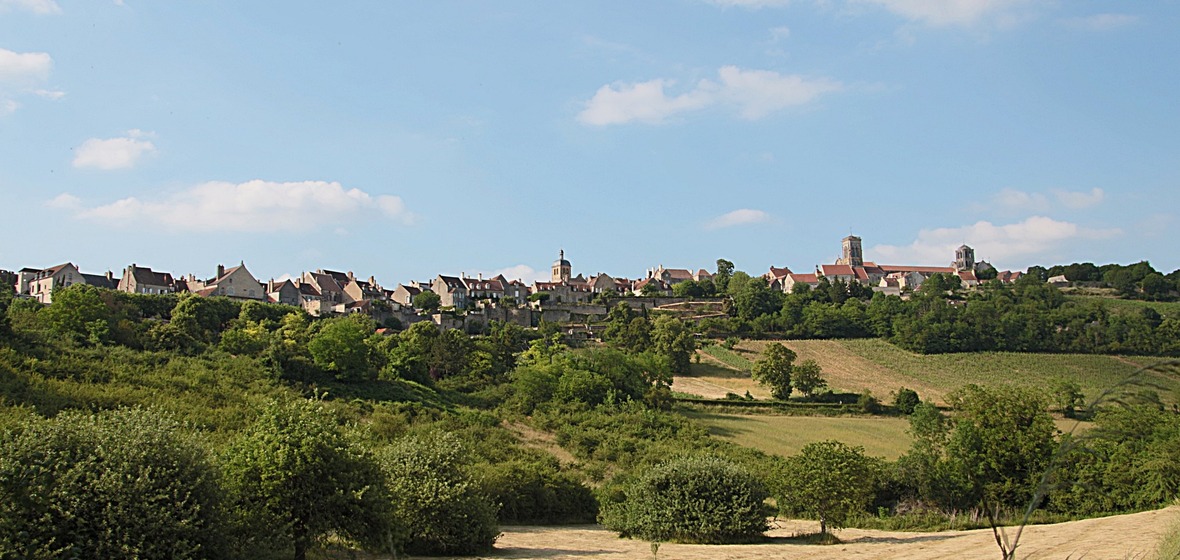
xmin=117 ymin=264 xmax=175 ymax=295
xmin=203 ymin=263 xmax=264 ymax=300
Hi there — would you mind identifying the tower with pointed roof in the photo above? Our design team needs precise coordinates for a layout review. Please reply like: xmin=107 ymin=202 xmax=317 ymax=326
xmin=551 ymin=250 xmax=571 ymax=283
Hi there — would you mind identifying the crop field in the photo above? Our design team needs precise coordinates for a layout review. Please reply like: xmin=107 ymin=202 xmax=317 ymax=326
xmin=729 ymin=339 xmax=1178 ymax=405
xmin=687 ymin=411 xmax=913 ymax=459
xmin=1066 ymin=295 xmax=1180 ymax=319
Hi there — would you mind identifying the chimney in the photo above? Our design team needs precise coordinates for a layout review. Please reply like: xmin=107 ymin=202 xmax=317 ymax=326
xmin=216 ymin=264 xmax=225 ymax=279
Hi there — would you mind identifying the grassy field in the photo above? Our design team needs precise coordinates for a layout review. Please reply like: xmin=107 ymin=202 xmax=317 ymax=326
xmin=729 ymin=339 xmax=1178 ymax=406
xmin=686 ymin=411 xmax=912 ymax=459
xmin=1066 ymin=295 xmax=1180 ymax=319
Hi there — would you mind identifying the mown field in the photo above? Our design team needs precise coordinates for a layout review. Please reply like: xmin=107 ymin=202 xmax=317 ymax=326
xmin=692 ymin=339 xmax=1179 ymax=406
xmin=686 ymin=411 xmax=913 ymax=459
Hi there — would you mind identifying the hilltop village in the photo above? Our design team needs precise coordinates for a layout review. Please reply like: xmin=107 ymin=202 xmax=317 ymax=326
xmin=5 ymin=235 xmax=1022 ymax=333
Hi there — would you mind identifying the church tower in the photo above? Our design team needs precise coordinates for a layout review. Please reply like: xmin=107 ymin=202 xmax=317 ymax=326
xmin=837 ymin=235 xmax=863 ymax=266
xmin=954 ymin=244 xmax=976 ymax=272
xmin=551 ymin=250 xmax=571 ymax=283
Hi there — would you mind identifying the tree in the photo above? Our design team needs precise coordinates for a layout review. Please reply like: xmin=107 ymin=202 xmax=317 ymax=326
xmin=751 ymin=342 xmax=796 ymax=400
xmin=0 ymin=407 xmax=225 ymax=559
xmin=222 ymin=398 xmax=389 ymax=560
xmin=945 ymin=385 xmax=1056 ymax=512
xmin=412 ymin=290 xmax=441 ymax=313
xmin=893 ymin=387 xmax=921 ymax=415
xmin=308 ymin=314 xmax=379 ymax=381
xmin=650 ymin=315 xmax=694 ymax=375
xmin=714 ymin=259 xmax=735 ymax=293
xmin=792 ymin=359 xmax=827 ymax=399
xmin=600 ymin=456 xmax=768 ymax=544
xmin=379 ymin=432 xmax=499 ymax=555
xmin=777 ymin=440 xmax=878 ymax=536
xmin=1051 ymin=378 xmax=1085 ymax=419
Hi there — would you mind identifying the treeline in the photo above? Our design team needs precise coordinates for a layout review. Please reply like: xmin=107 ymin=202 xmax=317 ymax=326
xmin=1028 ymin=260 xmax=1180 ymax=301
xmin=679 ymin=271 xmax=1179 ymax=355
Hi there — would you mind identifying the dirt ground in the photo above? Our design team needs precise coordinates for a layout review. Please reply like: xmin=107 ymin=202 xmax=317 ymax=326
xmin=439 ymin=507 xmax=1179 ymax=560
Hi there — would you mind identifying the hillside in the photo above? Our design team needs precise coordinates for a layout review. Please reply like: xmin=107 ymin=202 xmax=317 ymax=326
xmin=681 ymin=339 xmax=1179 ymax=405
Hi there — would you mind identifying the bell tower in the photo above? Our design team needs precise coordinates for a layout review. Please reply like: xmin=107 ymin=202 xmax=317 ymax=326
xmin=551 ymin=250 xmax=571 ymax=283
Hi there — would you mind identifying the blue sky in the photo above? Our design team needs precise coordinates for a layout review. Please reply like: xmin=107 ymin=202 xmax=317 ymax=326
xmin=2 ymin=1 xmax=1178 ymax=286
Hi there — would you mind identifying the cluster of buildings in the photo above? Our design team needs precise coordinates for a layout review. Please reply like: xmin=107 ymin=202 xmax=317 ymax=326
xmin=5 ymin=236 xmax=1023 ymax=324
xmin=763 ymin=236 xmax=1022 ymax=296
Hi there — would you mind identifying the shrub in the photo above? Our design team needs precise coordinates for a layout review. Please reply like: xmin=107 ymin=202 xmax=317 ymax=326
xmin=0 ymin=407 xmax=225 ymax=559
xmin=379 ymin=432 xmax=499 ymax=555
xmin=599 ymin=456 xmax=769 ymax=544
xmin=221 ymin=398 xmax=389 ymax=560
xmin=893 ymin=387 xmax=921 ymax=415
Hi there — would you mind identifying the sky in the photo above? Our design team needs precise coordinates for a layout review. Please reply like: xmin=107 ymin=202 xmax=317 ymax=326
xmin=2 ymin=1 xmax=1179 ymax=287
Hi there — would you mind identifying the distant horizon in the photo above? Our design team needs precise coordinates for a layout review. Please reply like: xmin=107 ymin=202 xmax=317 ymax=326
xmin=4 ymin=2 xmax=1177 ymax=283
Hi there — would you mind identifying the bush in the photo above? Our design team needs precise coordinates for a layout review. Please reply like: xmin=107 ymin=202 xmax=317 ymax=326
xmin=379 ymin=432 xmax=499 ymax=555
xmin=893 ymin=387 xmax=921 ymax=415
xmin=599 ymin=456 xmax=769 ymax=544
xmin=0 ymin=407 xmax=225 ymax=559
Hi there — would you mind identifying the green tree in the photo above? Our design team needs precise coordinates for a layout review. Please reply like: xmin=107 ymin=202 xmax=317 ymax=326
xmin=751 ymin=342 xmax=796 ymax=400
xmin=893 ymin=387 xmax=921 ymax=415
xmin=379 ymin=432 xmax=499 ymax=555
xmin=412 ymin=290 xmax=441 ymax=313
xmin=714 ymin=258 xmax=735 ymax=293
xmin=40 ymin=283 xmax=112 ymax=344
xmin=222 ymin=398 xmax=389 ymax=560
xmin=308 ymin=314 xmax=379 ymax=381
xmin=945 ymin=385 xmax=1056 ymax=512
xmin=650 ymin=315 xmax=695 ymax=375
xmin=600 ymin=456 xmax=769 ymax=544
xmin=0 ymin=407 xmax=225 ymax=559
xmin=792 ymin=359 xmax=827 ymax=399
xmin=777 ymin=440 xmax=878 ymax=536
xmin=1051 ymin=378 xmax=1085 ymax=418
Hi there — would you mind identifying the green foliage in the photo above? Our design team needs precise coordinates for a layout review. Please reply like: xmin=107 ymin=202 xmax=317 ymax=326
xmin=792 ymin=359 xmax=827 ymax=399
xmin=412 ymin=290 xmax=441 ymax=312
xmin=599 ymin=455 xmax=769 ymax=544
xmin=0 ymin=407 xmax=225 ymax=559
xmin=308 ymin=314 xmax=381 ymax=381
xmin=1051 ymin=377 xmax=1085 ymax=418
xmin=378 ymin=431 xmax=499 ymax=555
xmin=777 ymin=440 xmax=879 ymax=535
xmin=751 ymin=342 xmax=795 ymax=400
xmin=221 ymin=398 xmax=389 ymax=560
xmin=893 ymin=387 xmax=921 ymax=415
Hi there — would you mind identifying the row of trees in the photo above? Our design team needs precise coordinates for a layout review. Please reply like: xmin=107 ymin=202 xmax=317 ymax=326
xmin=0 ymin=400 xmax=500 ymax=559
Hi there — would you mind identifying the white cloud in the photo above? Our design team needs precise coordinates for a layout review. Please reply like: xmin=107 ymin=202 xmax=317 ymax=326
xmin=72 ymin=131 xmax=158 ymax=170
xmin=0 ymin=48 xmax=52 ymax=87
xmin=706 ymin=208 xmax=771 ymax=230
xmin=1062 ymin=13 xmax=1138 ymax=31
xmin=578 ymin=66 xmax=841 ymax=126
xmin=0 ymin=0 xmax=60 ymax=14
xmin=0 ymin=48 xmax=56 ymax=114
xmin=854 ymin=0 xmax=1034 ymax=27
xmin=45 ymin=192 xmax=81 ymax=210
xmin=54 ymin=180 xmax=414 ymax=233
xmin=868 ymin=216 xmax=1121 ymax=267
xmin=991 ymin=187 xmax=1105 ymax=212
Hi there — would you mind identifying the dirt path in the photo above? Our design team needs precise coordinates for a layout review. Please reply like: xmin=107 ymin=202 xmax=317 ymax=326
xmin=446 ymin=507 xmax=1178 ymax=560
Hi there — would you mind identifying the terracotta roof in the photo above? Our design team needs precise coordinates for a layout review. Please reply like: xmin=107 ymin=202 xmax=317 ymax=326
xmin=787 ymin=273 xmax=819 ymax=283
xmin=820 ymin=264 xmax=855 ymax=277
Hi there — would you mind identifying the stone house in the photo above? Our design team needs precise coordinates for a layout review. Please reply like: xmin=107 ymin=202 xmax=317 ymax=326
xmin=117 ymin=264 xmax=175 ymax=295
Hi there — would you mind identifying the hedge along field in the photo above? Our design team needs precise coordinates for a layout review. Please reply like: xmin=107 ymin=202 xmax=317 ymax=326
xmin=735 ymin=339 xmax=1178 ymax=406
xmin=686 ymin=411 xmax=912 ymax=460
